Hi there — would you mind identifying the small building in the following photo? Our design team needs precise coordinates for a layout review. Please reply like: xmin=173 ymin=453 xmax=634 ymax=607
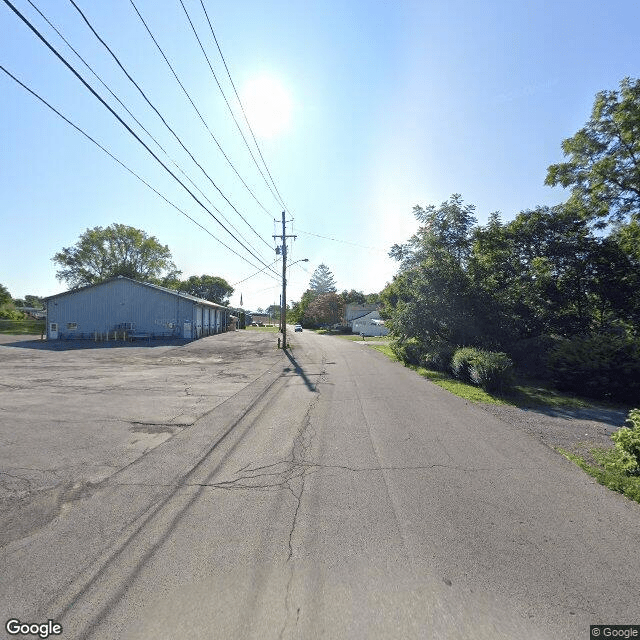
xmin=44 ymin=277 xmax=231 ymax=341
xmin=344 ymin=303 xmax=385 ymax=331
xmin=351 ymin=309 xmax=389 ymax=337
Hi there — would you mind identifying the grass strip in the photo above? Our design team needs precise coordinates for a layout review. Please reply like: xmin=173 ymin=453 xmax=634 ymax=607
xmin=556 ymin=448 xmax=640 ymax=504
xmin=371 ymin=344 xmax=620 ymax=410
xmin=371 ymin=344 xmax=507 ymax=404
xmin=0 ymin=319 xmax=45 ymax=335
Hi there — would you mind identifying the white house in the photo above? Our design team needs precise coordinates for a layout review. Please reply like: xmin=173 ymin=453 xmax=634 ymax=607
xmin=351 ymin=309 xmax=389 ymax=337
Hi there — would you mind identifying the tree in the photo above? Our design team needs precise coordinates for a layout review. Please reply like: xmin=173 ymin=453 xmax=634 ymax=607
xmin=0 ymin=284 xmax=23 ymax=320
xmin=0 ymin=284 xmax=12 ymax=306
xmin=309 ymin=264 xmax=337 ymax=294
xmin=24 ymin=295 xmax=44 ymax=309
xmin=172 ymin=275 xmax=233 ymax=305
xmin=266 ymin=304 xmax=281 ymax=320
xmin=304 ymin=292 xmax=345 ymax=327
xmin=469 ymin=204 xmax=598 ymax=340
xmin=289 ymin=290 xmax=317 ymax=325
xmin=340 ymin=289 xmax=366 ymax=305
xmin=383 ymin=196 xmax=483 ymax=349
xmin=545 ymin=77 xmax=640 ymax=224
xmin=52 ymin=223 xmax=180 ymax=288
xmin=390 ymin=194 xmax=477 ymax=269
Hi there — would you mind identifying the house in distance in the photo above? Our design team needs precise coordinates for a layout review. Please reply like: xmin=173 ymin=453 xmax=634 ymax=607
xmin=44 ymin=276 xmax=231 ymax=341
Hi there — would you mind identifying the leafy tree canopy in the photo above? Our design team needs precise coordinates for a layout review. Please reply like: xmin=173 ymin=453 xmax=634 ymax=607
xmin=309 ymin=263 xmax=337 ymax=294
xmin=390 ymin=194 xmax=478 ymax=269
xmin=0 ymin=283 xmax=11 ymax=306
xmin=168 ymin=274 xmax=234 ymax=305
xmin=0 ymin=284 xmax=24 ymax=320
xmin=305 ymin=292 xmax=345 ymax=327
xmin=545 ymin=77 xmax=640 ymax=224
xmin=53 ymin=224 xmax=180 ymax=288
xmin=340 ymin=289 xmax=366 ymax=305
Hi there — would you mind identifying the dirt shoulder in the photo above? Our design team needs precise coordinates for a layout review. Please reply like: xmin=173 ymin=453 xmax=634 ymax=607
xmin=478 ymin=403 xmax=628 ymax=464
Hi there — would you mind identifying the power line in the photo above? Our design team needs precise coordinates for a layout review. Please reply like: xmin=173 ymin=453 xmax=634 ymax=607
xmin=296 ymin=228 xmax=385 ymax=251
xmin=3 ymin=0 xmax=279 ymax=277
xmin=128 ymin=0 xmax=276 ymax=243
xmin=192 ymin=0 xmax=290 ymax=214
xmin=23 ymin=0 xmax=238 ymax=241
xmin=199 ymin=0 xmax=290 ymax=215
xmin=66 ymin=0 xmax=274 ymax=266
xmin=0 ymin=63 xmax=279 ymax=281
xmin=232 ymin=259 xmax=281 ymax=286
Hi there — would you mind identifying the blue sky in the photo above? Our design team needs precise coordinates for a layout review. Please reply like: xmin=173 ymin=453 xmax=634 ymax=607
xmin=2 ymin=0 xmax=639 ymax=310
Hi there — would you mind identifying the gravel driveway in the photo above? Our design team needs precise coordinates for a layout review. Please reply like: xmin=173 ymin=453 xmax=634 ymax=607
xmin=479 ymin=403 xmax=629 ymax=464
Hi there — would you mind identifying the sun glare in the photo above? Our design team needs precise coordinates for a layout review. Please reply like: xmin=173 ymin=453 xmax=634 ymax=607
xmin=242 ymin=74 xmax=293 ymax=138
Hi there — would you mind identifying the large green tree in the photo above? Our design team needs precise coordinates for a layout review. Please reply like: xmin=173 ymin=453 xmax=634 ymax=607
xmin=0 ymin=283 xmax=11 ymax=306
xmin=53 ymin=224 xmax=180 ymax=288
xmin=304 ymin=292 xmax=345 ymax=327
xmin=0 ymin=284 xmax=23 ymax=320
xmin=171 ymin=275 xmax=234 ymax=305
xmin=309 ymin=264 xmax=337 ymax=294
xmin=545 ymin=77 xmax=640 ymax=224
xmin=383 ymin=195 xmax=485 ymax=348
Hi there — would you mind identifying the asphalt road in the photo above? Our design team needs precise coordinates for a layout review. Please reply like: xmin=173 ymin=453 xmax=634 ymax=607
xmin=2 ymin=329 xmax=639 ymax=639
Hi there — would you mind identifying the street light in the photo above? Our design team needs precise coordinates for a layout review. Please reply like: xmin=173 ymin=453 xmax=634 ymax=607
xmin=282 ymin=258 xmax=308 ymax=347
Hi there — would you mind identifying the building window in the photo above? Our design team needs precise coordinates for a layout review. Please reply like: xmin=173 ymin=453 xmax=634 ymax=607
xmin=67 ymin=322 xmax=78 ymax=330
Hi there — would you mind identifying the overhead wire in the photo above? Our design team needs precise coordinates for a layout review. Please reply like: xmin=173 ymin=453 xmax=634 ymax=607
xmin=232 ymin=258 xmax=281 ymax=287
xmin=128 ymin=0 xmax=276 ymax=247
xmin=199 ymin=0 xmax=290 ymax=215
xmin=0 ymin=63 xmax=279 ymax=280
xmin=23 ymin=0 xmax=238 ymax=236
xmin=3 ymin=0 xmax=279 ymax=277
xmin=296 ymin=228 xmax=385 ymax=251
xmin=192 ymin=0 xmax=291 ymax=215
xmin=66 ymin=0 xmax=274 ymax=267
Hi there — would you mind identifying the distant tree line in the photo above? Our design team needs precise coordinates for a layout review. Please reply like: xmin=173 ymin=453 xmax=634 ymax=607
xmin=0 ymin=284 xmax=43 ymax=323
xmin=289 ymin=263 xmax=381 ymax=328
xmin=381 ymin=78 xmax=640 ymax=402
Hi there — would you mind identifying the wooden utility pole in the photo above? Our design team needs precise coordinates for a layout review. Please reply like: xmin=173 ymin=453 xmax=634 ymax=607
xmin=274 ymin=211 xmax=296 ymax=349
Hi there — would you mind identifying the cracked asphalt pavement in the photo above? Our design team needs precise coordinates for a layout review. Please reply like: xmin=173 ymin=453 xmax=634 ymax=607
xmin=1 ymin=329 xmax=639 ymax=639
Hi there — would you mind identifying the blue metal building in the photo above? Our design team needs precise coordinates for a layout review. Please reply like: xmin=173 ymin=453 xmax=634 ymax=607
xmin=44 ymin=277 xmax=231 ymax=341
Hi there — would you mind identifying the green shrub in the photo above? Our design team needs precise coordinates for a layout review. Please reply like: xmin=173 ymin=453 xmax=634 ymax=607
xmin=0 ymin=304 xmax=25 ymax=320
xmin=450 ymin=347 xmax=483 ymax=383
xmin=509 ymin=334 xmax=560 ymax=379
xmin=423 ymin=343 xmax=456 ymax=372
xmin=610 ymin=409 xmax=640 ymax=473
xmin=548 ymin=333 xmax=640 ymax=402
xmin=469 ymin=351 xmax=514 ymax=393
xmin=390 ymin=338 xmax=423 ymax=365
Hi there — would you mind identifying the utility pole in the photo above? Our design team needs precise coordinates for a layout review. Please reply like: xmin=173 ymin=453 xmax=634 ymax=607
xmin=274 ymin=211 xmax=296 ymax=349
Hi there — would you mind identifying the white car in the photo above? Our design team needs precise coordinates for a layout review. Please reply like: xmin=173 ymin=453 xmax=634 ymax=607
xmin=294 ymin=325 xmax=303 ymax=332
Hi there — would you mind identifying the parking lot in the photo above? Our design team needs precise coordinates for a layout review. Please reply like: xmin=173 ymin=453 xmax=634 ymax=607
xmin=0 ymin=331 xmax=282 ymax=545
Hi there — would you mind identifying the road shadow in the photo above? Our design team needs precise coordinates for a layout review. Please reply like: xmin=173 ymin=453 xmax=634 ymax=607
xmin=0 ymin=337 xmax=191 ymax=351
xmin=520 ymin=405 xmax=628 ymax=427
xmin=283 ymin=348 xmax=318 ymax=393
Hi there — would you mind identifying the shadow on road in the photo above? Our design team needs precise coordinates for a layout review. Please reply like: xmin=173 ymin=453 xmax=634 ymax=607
xmin=521 ymin=404 xmax=628 ymax=427
xmin=0 ymin=337 xmax=190 ymax=351
xmin=283 ymin=348 xmax=318 ymax=393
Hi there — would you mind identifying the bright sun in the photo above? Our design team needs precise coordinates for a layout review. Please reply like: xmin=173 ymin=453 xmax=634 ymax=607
xmin=242 ymin=74 xmax=293 ymax=138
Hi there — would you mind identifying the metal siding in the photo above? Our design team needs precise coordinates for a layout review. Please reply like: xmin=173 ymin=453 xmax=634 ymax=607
xmin=196 ymin=306 xmax=203 ymax=338
xmin=203 ymin=307 xmax=210 ymax=335
xmin=45 ymin=278 xmax=230 ymax=340
xmin=47 ymin=280 xmax=185 ymax=338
